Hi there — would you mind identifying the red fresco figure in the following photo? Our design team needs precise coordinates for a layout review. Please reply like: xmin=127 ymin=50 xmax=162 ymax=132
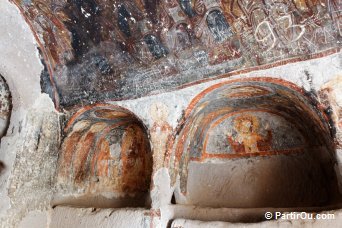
xmin=227 ymin=114 xmax=272 ymax=153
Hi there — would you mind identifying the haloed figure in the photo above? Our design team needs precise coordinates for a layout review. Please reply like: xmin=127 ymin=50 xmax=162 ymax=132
xmin=206 ymin=10 xmax=232 ymax=42
xmin=228 ymin=114 xmax=272 ymax=153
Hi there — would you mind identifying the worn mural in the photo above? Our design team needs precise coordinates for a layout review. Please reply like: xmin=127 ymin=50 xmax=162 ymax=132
xmin=56 ymin=104 xmax=152 ymax=199
xmin=12 ymin=0 xmax=341 ymax=108
xmin=206 ymin=111 xmax=305 ymax=155
xmin=150 ymin=102 xmax=173 ymax=171
xmin=319 ymin=75 xmax=342 ymax=147
xmin=1 ymin=0 xmax=342 ymax=226
xmin=168 ymin=78 xmax=335 ymax=197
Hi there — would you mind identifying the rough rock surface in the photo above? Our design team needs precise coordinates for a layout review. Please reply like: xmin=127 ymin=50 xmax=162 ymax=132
xmin=0 ymin=0 xmax=341 ymax=228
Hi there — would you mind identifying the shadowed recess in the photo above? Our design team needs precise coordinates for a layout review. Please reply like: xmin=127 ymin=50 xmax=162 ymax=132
xmin=169 ymin=78 xmax=341 ymax=208
xmin=54 ymin=104 xmax=152 ymax=208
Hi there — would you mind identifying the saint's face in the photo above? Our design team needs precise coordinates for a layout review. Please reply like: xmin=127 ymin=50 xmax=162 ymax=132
xmin=240 ymin=119 xmax=252 ymax=134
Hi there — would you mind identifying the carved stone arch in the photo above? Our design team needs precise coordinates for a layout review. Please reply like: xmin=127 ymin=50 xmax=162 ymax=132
xmin=54 ymin=104 xmax=153 ymax=208
xmin=169 ymin=77 xmax=340 ymax=208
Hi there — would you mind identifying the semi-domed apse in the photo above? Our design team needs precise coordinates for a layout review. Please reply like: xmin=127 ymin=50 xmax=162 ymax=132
xmin=169 ymin=78 xmax=341 ymax=208
xmin=54 ymin=104 xmax=152 ymax=208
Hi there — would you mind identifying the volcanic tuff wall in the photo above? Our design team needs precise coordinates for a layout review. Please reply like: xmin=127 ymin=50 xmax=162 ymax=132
xmin=0 ymin=0 xmax=341 ymax=228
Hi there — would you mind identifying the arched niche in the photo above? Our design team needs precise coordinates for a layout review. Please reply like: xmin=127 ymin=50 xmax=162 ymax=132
xmin=169 ymin=78 xmax=341 ymax=208
xmin=54 ymin=104 xmax=152 ymax=208
xmin=0 ymin=75 xmax=11 ymax=139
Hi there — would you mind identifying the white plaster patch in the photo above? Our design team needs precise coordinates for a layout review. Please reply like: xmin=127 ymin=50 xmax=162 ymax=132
xmin=18 ymin=211 xmax=48 ymax=228
xmin=50 ymin=207 xmax=151 ymax=228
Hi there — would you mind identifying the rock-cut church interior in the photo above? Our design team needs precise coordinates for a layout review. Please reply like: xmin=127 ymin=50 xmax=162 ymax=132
xmin=0 ymin=0 xmax=342 ymax=227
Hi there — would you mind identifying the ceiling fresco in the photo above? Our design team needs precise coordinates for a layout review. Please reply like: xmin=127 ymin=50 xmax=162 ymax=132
xmin=12 ymin=0 xmax=341 ymax=108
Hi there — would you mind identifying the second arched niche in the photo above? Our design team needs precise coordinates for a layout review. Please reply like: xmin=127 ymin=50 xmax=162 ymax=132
xmin=169 ymin=78 xmax=341 ymax=209
xmin=54 ymin=104 xmax=152 ymax=208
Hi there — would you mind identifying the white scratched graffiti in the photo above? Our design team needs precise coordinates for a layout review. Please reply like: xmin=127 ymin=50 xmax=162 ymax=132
xmin=254 ymin=20 xmax=277 ymax=51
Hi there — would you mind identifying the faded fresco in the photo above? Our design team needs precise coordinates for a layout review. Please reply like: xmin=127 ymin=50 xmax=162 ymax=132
xmin=12 ymin=0 xmax=341 ymax=107
xmin=57 ymin=105 xmax=152 ymax=196
xmin=206 ymin=112 xmax=305 ymax=155
xmin=319 ymin=75 xmax=342 ymax=147
xmin=150 ymin=102 xmax=173 ymax=171
xmin=169 ymin=79 xmax=334 ymax=194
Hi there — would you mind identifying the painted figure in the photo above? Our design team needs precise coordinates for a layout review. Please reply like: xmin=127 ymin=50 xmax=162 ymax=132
xmin=121 ymin=125 xmax=151 ymax=193
xmin=179 ymin=0 xmax=197 ymax=17
xmin=206 ymin=10 xmax=232 ymax=42
xmin=150 ymin=102 xmax=173 ymax=170
xmin=227 ymin=114 xmax=272 ymax=153
xmin=57 ymin=106 xmax=152 ymax=195
xmin=143 ymin=34 xmax=169 ymax=59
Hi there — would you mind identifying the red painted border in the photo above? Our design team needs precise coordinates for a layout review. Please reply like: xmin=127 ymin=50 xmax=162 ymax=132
xmin=64 ymin=103 xmax=141 ymax=133
xmin=166 ymin=77 xmax=332 ymax=167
